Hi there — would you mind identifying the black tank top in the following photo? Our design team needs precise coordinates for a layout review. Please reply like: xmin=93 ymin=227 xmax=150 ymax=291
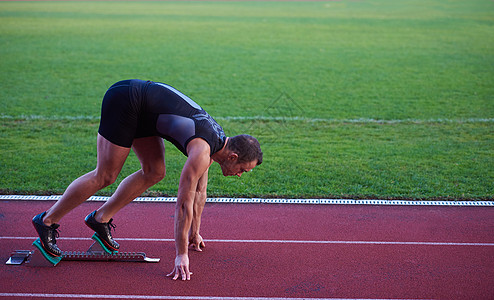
xmin=132 ymin=80 xmax=226 ymax=156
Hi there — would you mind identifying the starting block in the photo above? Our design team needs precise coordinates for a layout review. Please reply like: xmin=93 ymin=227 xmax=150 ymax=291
xmin=5 ymin=235 xmax=160 ymax=267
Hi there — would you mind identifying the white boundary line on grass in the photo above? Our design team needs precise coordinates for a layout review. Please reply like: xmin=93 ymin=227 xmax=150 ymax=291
xmin=1 ymin=195 xmax=493 ymax=207
xmin=219 ymin=116 xmax=494 ymax=124
xmin=2 ymin=114 xmax=494 ymax=124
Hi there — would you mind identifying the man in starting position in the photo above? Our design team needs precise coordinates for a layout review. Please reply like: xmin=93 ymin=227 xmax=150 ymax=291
xmin=31 ymin=79 xmax=263 ymax=280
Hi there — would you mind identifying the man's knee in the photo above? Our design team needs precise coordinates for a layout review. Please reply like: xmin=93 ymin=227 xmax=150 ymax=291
xmin=143 ymin=165 xmax=166 ymax=185
xmin=94 ymin=170 xmax=120 ymax=188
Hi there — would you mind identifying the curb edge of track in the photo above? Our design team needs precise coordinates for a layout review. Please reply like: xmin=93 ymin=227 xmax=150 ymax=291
xmin=1 ymin=195 xmax=493 ymax=207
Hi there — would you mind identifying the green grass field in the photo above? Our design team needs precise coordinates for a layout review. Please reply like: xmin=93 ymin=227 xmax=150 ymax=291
xmin=1 ymin=0 xmax=493 ymax=200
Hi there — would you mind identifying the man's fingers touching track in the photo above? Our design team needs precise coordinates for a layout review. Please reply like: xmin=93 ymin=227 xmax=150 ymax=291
xmin=166 ymin=267 xmax=192 ymax=281
xmin=190 ymin=243 xmax=203 ymax=252
xmin=189 ymin=240 xmax=206 ymax=252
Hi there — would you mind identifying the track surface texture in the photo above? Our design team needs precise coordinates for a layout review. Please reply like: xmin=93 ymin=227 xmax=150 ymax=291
xmin=1 ymin=200 xmax=493 ymax=299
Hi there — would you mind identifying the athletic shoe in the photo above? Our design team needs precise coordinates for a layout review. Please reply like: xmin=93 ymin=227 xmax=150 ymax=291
xmin=84 ymin=211 xmax=120 ymax=251
xmin=32 ymin=212 xmax=62 ymax=257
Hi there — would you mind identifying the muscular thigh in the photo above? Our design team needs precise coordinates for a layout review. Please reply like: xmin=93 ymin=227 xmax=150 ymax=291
xmin=132 ymin=136 xmax=166 ymax=174
xmin=95 ymin=134 xmax=131 ymax=177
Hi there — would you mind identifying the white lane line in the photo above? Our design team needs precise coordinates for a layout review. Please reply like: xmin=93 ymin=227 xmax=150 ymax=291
xmin=1 ymin=195 xmax=493 ymax=206
xmin=218 ymin=116 xmax=494 ymax=124
xmin=1 ymin=236 xmax=493 ymax=247
xmin=0 ymin=293 xmax=431 ymax=300
xmin=209 ymin=239 xmax=494 ymax=247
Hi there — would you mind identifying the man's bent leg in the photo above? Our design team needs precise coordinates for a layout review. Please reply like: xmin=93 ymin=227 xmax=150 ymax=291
xmin=95 ymin=136 xmax=166 ymax=223
xmin=42 ymin=134 xmax=131 ymax=226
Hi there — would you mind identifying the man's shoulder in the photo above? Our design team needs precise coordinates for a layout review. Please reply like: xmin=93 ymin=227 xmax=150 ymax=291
xmin=186 ymin=138 xmax=211 ymax=157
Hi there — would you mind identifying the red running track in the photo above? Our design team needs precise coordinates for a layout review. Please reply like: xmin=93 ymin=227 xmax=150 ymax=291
xmin=1 ymin=200 xmax=493 ymax=299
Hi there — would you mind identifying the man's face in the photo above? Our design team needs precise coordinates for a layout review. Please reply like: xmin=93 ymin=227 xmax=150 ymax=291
xmin=220 ymin=157 xmax=258 ymax=177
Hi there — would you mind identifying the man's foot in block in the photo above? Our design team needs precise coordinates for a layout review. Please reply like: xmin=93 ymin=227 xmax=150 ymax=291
xmin=32 ymin=212 xmax=62 ymax=257
xmin=84 ymin=211 xmax=120 ymax=251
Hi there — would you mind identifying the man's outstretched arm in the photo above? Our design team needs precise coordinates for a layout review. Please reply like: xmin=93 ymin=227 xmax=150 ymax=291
xmin=167 ymin=139 xmax=211 ymax=281
xmin=189 ymin=170 xmax=208 ymax=251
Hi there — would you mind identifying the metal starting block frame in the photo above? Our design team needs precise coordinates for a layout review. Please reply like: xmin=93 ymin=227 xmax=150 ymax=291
xmin=6 ymin=240 xmax=160 ymax=267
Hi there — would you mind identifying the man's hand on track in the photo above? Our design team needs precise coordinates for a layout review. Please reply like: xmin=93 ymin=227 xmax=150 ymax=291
xmin=167 ymin=254 xmax=192 ymax=281
xmin=189 ymin=234 xmax=206 ymax=252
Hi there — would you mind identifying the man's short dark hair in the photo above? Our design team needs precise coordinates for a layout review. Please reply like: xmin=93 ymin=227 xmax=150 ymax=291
xmin=227 ymin=135 xmax=263 ymax=165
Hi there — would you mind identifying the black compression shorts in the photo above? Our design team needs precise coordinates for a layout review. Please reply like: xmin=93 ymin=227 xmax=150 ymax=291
xmin=98 ymin=80 xmax=152 ymax=148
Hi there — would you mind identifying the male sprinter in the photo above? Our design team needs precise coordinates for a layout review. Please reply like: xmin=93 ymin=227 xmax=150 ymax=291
xmin=32 ymin=79 xmax=263 ymax=281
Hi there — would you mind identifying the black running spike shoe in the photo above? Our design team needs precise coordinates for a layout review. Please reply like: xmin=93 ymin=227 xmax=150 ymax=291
xmin=84 ymin=211 xmax=120 ymax=251
xmin=32 ymin=212 xmax=62 ymax=257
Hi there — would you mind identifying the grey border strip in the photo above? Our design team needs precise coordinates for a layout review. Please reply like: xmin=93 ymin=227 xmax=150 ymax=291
xmin=1 ymin=195 xmax=492 ymax=207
